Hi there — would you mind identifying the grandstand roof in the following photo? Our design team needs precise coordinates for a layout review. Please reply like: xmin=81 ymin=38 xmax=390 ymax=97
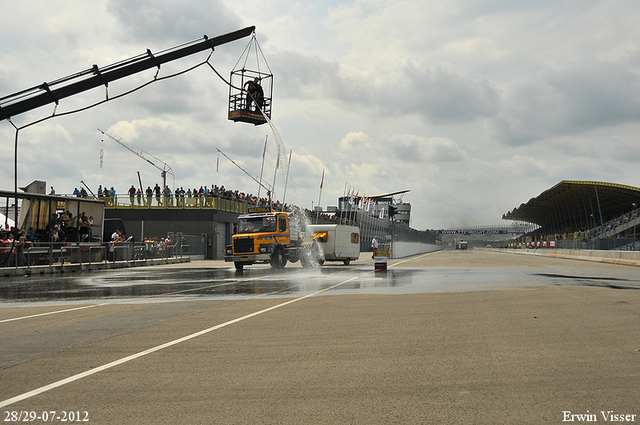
xmin=367 ymin=190 xmax=410 ymax=199
xmin=341 ymin=190 xmax=410 ymax=200
xmin=502 ymin=181 xmax=640 ymax=232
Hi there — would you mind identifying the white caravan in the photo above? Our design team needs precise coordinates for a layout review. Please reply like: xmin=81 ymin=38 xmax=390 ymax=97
xmin=307 ymin=224 xmax=360 ymax=265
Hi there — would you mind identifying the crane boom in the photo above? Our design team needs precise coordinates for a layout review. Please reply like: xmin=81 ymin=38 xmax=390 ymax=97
xmin=0 ymin=26 xmax=255 ymax=121
xmin=98 ymin=128 xmax=174 ymax=188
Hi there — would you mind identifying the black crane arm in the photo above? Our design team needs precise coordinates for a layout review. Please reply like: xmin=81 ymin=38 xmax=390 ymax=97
xmin=0 ymin=26 xmax=255 ymax=121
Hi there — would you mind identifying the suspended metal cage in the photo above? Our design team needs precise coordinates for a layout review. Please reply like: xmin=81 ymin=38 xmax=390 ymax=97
xmin=228 ymin=33 xmax=273 ymax=126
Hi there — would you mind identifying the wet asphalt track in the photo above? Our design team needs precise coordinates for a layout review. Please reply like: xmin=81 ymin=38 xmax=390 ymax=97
xmin=1 ymin=250 xmax=639 ymax=424
xmin=2 ymin=250 xmax=639 ymax=304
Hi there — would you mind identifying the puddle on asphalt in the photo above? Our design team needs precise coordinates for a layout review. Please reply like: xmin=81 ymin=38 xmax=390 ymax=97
xmin=533 ymin=273 xmax=640 ymax=290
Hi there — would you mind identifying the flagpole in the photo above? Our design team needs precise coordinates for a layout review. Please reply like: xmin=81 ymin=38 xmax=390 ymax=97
xmin=282 ymin=149 xmax=292 ymax=208
xmin=344 ymin=186 xmax=350 ymax=224
xmin=317 ymin=169 xmax=325 ymax=223
xmin=341 ymin=184 xmax=347 ymax=223
xmin=257 ymin=135 xmax=267 ymax=203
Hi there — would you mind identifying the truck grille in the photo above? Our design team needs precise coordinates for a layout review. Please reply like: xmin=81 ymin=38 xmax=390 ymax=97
xmin=234 ymin=238 xmax=254 ymax=253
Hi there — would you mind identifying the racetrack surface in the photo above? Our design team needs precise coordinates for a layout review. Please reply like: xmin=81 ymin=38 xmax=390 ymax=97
xmin=1 ymin=250 xmax=638 ymax=424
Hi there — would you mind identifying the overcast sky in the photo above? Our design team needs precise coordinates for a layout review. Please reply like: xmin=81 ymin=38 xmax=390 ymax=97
xmin=1 ymin=0 xmax=639 ymax=230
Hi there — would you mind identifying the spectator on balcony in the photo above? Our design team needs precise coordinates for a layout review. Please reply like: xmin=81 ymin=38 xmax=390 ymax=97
xmin=174 ymin=187 xmax=181 ymax=207
xmin=164 ymin=186 xmax=172 ymax=206
xmin=154 ymin=183 xmax=162 ymax=206
xmin=128 ymin=185 xmax=136 ymax=205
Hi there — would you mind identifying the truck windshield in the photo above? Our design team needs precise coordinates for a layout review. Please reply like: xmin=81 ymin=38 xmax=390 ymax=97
xmin=238 ymin=216 xmax=277 ymax=233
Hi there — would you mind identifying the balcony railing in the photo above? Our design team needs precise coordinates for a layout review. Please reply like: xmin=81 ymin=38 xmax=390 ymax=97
xmin=88 ymin=194 xmax=250 ymax=214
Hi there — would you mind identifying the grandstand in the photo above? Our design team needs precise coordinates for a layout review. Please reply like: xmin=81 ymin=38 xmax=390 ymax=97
xmin=502 ymin=181 xmax=640 ymax=250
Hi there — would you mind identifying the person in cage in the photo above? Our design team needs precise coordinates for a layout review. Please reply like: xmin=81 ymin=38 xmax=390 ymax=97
xmin=244 ymin=77 xmax=263 ymax=112
xmin=253 ymin=80 xmax=264 ymax=111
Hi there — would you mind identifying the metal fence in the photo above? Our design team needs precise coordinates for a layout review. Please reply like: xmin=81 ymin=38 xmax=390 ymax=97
xmin=0 ymin=237 xmax=201 ymax=272
xmin=514 ymin=237 xmax=639 ymax=251
xmin=167 ymin=233 xmax=207 ymax=260
xmin=589 ymin=237 xmax=638 ymax=251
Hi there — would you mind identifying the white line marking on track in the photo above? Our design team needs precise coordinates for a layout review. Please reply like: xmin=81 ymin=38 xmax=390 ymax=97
xmin=0 ymin=305 xmax=103 ymax=324
xmin=0 ymin=275 xmax=360 ymax=409
xmin=388 ymin=251 xmax=439 ymax=268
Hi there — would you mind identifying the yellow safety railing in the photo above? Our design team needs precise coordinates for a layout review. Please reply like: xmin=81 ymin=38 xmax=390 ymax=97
xmin=102 ymin=195 xmax=251 ymax=212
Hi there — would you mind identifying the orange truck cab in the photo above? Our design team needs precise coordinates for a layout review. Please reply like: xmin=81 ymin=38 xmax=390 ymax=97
xmin=224 ymin=207 xmax=313 ymax=271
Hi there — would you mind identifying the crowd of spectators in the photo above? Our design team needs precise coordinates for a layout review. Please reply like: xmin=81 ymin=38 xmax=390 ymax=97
xmin=139 ymin=236 xmax=174 ymax=259
xmin=49 ymin=211 xmax=96 ymax=243
xmin=0 ymin=209 xmax=95 ymax=249
xmin=0 ymin=228 xmax=29 ymax=266
xmin=0 ymin=224 xmax=72 ymax=266
xmin=91 ymin=183 xmax=292 ymax=211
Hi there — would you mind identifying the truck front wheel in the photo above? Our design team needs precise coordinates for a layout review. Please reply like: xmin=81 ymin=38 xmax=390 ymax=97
xmin=234 ymin=262 xmax=244 ymax=271
xmin=270 ymin=248 xmax=287 ymax=269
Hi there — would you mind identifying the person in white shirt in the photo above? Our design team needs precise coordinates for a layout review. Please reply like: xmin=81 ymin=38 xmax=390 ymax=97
xmin=371 ymin=235 xmax=379 ymax=258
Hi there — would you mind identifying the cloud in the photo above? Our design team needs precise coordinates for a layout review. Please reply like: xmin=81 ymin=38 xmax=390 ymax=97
xmin=107 ymin=0 xmax=243 ymax=45
xmin=271 ymin=50 xmax=501 ymax=127
xmin=389 ymin=135 xmax=467 ymax=163
xmin=394 ymin=61 xmax=501 ymax=123
xmin=496 ymin=154 xmax=548 ymax=178
xmin=495 ymin=59 xmax=640 ymax=145
xmin=337 ymin=132 xmax=465 ymax=163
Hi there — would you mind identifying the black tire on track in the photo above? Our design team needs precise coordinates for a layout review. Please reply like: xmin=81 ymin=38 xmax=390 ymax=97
xmin=270 ymin=248 xmax=287 ymax=269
